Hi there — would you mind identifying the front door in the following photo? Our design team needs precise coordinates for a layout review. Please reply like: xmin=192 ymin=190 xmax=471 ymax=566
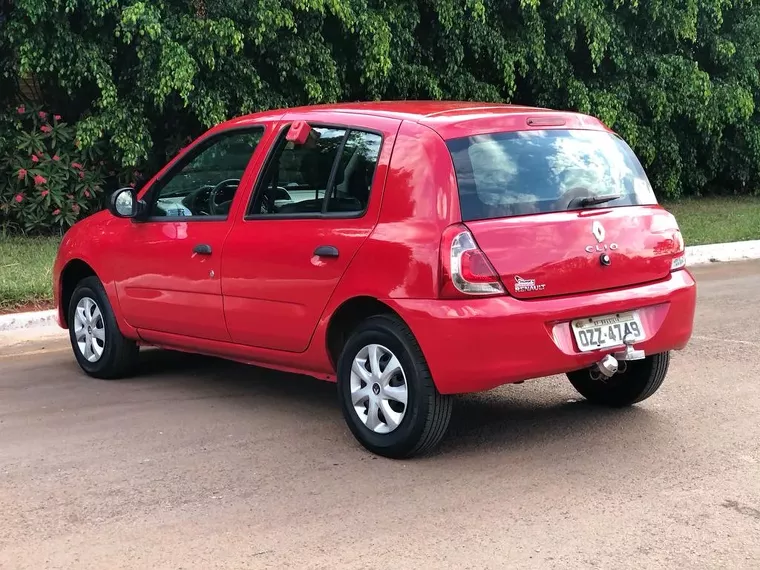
xmin=111 ymin=127 xmax=266 ymax=341
xmin=221 ymin=114 xmax=400 ymax=352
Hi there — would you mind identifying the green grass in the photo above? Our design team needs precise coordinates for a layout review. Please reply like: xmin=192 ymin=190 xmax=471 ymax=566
xmin=0 ymin=236 xmax=61 ymax=312
xmin=663 ymin=196 xmax=760 ymax=246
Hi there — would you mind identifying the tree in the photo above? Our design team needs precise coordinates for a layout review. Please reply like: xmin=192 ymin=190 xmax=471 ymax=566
xmin=1 ymin=0 xmax=759 ymax=207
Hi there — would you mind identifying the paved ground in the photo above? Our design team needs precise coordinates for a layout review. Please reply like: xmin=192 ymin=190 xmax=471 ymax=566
xmin=1 ymin=262 xmax=759 ymax=570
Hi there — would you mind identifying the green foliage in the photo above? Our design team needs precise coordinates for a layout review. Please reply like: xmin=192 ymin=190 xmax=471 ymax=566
xmin=0 ymin=107 xmax=105 ymax=234
xmin=1 ymin=0 xmax=760 ymax=214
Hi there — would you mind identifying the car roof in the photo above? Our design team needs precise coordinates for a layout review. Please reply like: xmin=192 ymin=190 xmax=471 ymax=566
xmin=230 ymin=101 xmax=553 ymax=122
xmin=225 ymin=101 xmax=609 ymax=138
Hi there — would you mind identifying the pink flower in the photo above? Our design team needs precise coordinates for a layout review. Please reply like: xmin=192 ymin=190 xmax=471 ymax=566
xmin=53 ymin=155 xmax=60 ymax=161
xmin=84 ymin=190 xmax=91 ymax=198
xmin=72 ymin=204 xmax=80 ymax=214
xmin=66 ymin=194 xmax=73 ymax=199
xmin=38 ymin=111 xmax=47 ymax=120
xmin=18 ymin=168 xmax=27 ymax=180
xmin=71 ymin=162 xmax=83 ymax=170
xmin=17 ymin=105 xmax=25 ymax=114
xmin=79 ymin=171 xmax=85 ymax=179
xmin=33 ymin=174 xmax=47 ymax=185
xmin=31 ymin=155 xmax=39 ymax=163
xmin=54 ymin=114 xmax=62 ymax=121
xmin=52 ymin=209 xmax=61 ymax=215
xmin=129 ymin=182 xmax=135 ymax=188
xmin=41 ymin=125 xmax=53 ymax=133
xmin=40 ymin=190 xmax=49 ymax=197
xmin=15 ymin=193 xmax=25 ymax=203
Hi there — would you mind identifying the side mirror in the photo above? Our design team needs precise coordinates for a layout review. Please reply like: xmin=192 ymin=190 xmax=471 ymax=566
xmin=108 ymin=187 xmax=145 ymax=219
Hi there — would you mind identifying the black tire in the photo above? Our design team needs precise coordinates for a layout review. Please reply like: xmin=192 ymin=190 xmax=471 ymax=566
xmin=68 ymin=276 xmax=139 ymax=379
xmin=567 ymin=352 xmax=670 ymax=407
xmin=337 ymin=314 xmax=452 ymax=459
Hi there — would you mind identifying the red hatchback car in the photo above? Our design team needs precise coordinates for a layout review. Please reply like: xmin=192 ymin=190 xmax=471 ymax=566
xmin=53 ymin=102 xmax=696 ymax=457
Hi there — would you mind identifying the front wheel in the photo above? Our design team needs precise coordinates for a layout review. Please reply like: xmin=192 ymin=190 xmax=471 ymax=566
xmin=68 ymin=276 xmax=139 ymax=379
xmin=337 ymin=315 xmax=452 ymax=458
xmin=567 ymin=352 xmax=670 ymax=407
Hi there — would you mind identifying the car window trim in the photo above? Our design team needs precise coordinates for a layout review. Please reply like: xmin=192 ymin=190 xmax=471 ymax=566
xmin=243 ymin=122 xmax=384 ymax=221
xmin=141 ymin=124 xmax=266 ymax=223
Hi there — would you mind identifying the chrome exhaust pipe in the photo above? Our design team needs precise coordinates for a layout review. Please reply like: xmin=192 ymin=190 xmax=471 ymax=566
xmin=595 ymin=354 xmax=619 ymax=378
xmin=591 ymin=335 xmax=645 ymax=380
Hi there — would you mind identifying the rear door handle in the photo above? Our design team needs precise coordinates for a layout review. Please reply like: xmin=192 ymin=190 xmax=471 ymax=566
xmin=193 ymin=244 xmax=212 ymax=255
xmin=314 ymin=245 xmax=339 ymax=258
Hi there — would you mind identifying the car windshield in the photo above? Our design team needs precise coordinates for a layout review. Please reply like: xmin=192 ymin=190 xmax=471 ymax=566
xmin=446 ymin=129 xmax=657 ymax=221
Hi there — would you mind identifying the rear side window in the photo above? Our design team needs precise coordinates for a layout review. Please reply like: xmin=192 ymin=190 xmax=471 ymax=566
xmin=447 ymin=130 xmax=657 ymax=221
xmin=248 ymin=125 xmax=382 ymax=217
xmin=325 ymin=131 xmax=382 ymax=213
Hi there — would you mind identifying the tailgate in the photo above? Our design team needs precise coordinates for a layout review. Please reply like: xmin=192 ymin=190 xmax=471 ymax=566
xmin=465 ymin=206 xmax=681 ymax=299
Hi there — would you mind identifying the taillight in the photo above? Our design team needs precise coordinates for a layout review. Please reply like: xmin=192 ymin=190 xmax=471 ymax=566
xmin=671 ymin=229 xmax=686 ymax=271
xmin=439 ymin=224 xmax=505 ymax=298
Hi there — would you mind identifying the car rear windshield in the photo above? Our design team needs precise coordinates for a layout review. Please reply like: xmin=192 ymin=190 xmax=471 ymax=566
xmin=446 ymin=129 xmax=657 ymax=221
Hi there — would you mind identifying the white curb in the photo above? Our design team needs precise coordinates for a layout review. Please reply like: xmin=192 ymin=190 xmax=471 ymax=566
xmin=0 ymin=309 xmax=57 ymax=333
xmin=685 ymin=239 xmax=760 ymax=266
xmin=0 ymin=240 xmax=758 ymax=334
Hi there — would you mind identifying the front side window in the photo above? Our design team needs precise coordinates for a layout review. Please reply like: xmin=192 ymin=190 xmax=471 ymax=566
xmin=150 ymin=129 xmax=264 ymax=218
xmin=447 ymin=129 xmax=657 ymax=221
xmin=248 ymin=125 xmax=382 ymax=216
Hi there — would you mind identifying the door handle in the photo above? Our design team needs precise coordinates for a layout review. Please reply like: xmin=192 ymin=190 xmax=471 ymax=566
xmin=193 ymin=244 xmax=212 ymax=255
xmin=314 ymin=245 xmax=339 ymax=258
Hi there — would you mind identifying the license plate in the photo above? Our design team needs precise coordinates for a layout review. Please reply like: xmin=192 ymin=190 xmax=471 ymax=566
xmin=571 ymin=311 xmax=645 ymax=352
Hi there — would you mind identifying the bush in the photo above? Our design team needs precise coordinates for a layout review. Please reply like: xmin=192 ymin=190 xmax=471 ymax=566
xmin=1 ymin=0 xmax=760 ymax=220
xmin=0 ymin=107 xmax=105 ymax=234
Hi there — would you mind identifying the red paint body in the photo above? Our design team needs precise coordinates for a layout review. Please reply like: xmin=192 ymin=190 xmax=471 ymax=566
xmin=53 ymin=102 xmax=696 ymax=394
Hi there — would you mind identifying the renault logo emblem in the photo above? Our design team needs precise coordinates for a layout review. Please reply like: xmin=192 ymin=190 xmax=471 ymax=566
xmin=585 ymin=221 xmax=618 ymax=254
xmin=592 ymin=221 xmax=605 ymax=243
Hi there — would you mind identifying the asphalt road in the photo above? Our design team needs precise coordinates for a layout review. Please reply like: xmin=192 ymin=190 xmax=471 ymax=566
xmin=1 ymin=262 xmax=759 ymax=570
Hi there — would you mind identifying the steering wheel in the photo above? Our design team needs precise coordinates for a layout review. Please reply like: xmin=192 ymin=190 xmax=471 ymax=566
xmin=209 ymin=178 xmax=240 ymax=216
xmin=275 ymin=186 xmax=291 ymax=202
xmin=255 ymin=185 xmax=289 ymax=215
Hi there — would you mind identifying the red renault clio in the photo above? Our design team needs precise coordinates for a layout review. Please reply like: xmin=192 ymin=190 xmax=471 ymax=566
xmin=53 ymin=102 xmax=696 ymax=458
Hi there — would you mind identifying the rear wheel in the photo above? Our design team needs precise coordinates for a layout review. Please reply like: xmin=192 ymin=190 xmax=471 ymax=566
xmin=337 ymin=315 xmax=452 ymax=458
xmin=68 ymin=276 xmax=139 ymax=379
xmin=567 ymin=352 xmax=670 ymax=407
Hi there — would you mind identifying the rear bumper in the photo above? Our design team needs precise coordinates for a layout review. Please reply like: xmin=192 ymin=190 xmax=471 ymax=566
xmin=385 ymin=269 xmax=696 ymax=394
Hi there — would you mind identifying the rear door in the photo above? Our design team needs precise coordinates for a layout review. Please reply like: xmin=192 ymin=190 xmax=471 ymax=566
xmin=221 ymin=113 xmax=400 ymax=352
xmin=446 ymin=129 xmax=682 ymax=299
